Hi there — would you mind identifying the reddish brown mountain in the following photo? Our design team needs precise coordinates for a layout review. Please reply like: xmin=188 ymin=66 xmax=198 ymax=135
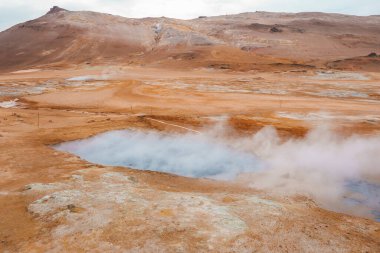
xmin=0 ymin=7 xmax=379 ymax=72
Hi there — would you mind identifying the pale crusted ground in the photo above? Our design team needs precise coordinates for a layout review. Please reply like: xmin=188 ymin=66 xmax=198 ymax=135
xmin=20 ymin=167 xmax=380 ymax=252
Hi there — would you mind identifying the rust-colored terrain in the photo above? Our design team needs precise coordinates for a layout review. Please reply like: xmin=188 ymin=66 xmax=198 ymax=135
xmin=0 ymin=7 xmax=379 ymax=252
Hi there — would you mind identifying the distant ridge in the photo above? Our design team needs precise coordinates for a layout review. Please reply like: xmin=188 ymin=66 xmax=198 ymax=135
xmin=0 ymin=7 xmax=379 ymax=72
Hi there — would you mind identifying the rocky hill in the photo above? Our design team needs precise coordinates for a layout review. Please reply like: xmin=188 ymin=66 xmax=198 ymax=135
xmin=0 ymin=7 xmax=379 ymax=71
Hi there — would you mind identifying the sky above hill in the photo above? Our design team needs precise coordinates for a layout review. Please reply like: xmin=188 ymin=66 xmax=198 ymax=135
xmin=1 ymin=0 xmax=379 ymax=31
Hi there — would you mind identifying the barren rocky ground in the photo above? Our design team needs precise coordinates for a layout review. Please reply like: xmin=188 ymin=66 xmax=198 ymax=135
xmin=0 ymin=6 xmax=379 ymax=252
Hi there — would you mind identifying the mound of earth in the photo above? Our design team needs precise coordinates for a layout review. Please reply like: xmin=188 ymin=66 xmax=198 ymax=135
xmin=327 ymin=54 xmax=380 ymax=72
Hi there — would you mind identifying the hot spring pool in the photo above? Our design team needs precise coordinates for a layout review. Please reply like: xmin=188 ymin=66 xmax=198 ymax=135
xmin=54 ymin=128 xmax=380 ymax=221
xmin=54 ymin=129 xmax=263 ymax=180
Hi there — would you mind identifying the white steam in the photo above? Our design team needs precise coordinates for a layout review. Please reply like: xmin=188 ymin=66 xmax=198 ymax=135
xmin=235 ymin=126 xmax=380 ymax=218
xmin=55 ymin=126 xmax=380 ymax=220
xmin=56 ymin=130 xmax=263 ymax=180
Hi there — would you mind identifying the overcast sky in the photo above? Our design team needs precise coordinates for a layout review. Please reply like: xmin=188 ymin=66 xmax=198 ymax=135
xmin=0 ymin=0 xmax=379 ymax=31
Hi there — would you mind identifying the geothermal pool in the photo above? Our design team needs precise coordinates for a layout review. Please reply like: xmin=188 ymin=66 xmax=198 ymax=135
xmin=54 ymin=128 xmax=380 ymax=221
xmin=55 ymin=129 xmax=263 ymax=180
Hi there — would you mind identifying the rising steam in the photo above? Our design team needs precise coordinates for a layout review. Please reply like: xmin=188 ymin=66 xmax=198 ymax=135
xmin=235 ymin=126 xmax=380 ymax=218
xmin=56 ymin=129 xmax=263 ymax=180
xmin=55 ymin=124 xmax=380 ymax=220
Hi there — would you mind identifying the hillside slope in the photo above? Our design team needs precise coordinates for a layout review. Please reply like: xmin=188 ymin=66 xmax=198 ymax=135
xmin=0 ymin=7 xmax=379 ymax=71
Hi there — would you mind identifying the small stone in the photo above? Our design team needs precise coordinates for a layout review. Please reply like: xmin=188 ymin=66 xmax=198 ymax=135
xmin=66 ymin=204 xmax=85 ymax=213
xmin=67 ymin=204 xmax=80 ymax=213
xmin=270 ymin=27 xmax=282 ymax=33
xmin=367 ymin=52 xmax=378 ymax=57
